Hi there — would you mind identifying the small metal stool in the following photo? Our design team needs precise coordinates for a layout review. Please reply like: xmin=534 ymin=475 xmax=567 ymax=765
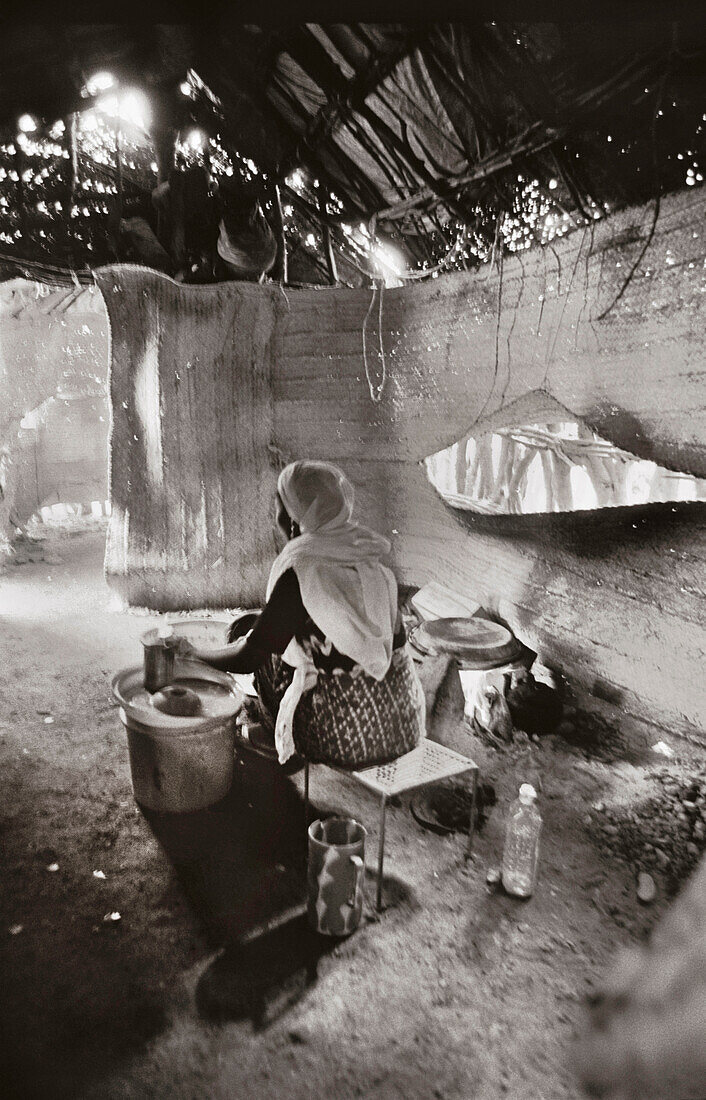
xmin=304 ymin=739 xmax=479 ymax=911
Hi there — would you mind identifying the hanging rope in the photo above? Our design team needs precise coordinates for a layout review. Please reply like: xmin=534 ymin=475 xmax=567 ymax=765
xmin=362 ymin=278 xmax=387 ymax=403
xmin=359 ymin=215 xmax=472 ymax=401
xmin=595 ymin=62 xmax=670 ymax=321
xmin=469 ymin=214 xmax=505 ymax=428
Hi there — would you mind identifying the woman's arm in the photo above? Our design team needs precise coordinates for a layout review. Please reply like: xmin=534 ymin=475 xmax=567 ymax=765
xmin=185 ymin=570 xmax=309 ymax=673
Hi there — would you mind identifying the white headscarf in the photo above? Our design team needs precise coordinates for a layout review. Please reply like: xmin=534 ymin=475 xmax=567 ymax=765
xmin=265 ymin=460 xmax=398 ymax=762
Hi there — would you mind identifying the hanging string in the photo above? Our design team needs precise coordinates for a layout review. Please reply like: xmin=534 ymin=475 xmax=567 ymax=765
xmin=359 ymin=218 xmax=473 ymax=403
xmin=542 ymin=223 xmax=590 ymax=386
xmin=115 ymin=99 xmax=123 ymax=225
xmin=362 ymin=278 xmax=387 ymax=403
xmin=595 ymin=63 xmax=670 ymax=321
xmin=470 ymin=214 xmax=505 ymax=428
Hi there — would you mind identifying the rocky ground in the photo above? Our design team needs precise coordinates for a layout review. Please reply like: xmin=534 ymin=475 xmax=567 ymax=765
xmin=1 ymin=525 xmax=705 ymax=1100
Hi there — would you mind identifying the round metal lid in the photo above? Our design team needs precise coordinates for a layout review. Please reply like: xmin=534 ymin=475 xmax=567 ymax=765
xmin=111 ymin=658 xmax=243 ymax=733
xmin=412 ymin=617 xmax=523 ymax=667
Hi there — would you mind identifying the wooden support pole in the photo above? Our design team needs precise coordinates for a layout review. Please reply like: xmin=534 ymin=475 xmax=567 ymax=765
xmin=317 ymin=194 xmax=338 ymax=285
xmin=270 ymin=183 xmax=288 ymax=284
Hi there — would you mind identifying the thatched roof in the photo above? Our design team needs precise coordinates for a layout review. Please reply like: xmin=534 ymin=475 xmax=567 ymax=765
xmin=0 ymin=20 xmax=705 ymax=283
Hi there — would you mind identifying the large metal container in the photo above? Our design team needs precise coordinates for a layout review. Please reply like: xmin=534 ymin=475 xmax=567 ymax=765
xmin=112 ymin=659 xmax=243 ymax=813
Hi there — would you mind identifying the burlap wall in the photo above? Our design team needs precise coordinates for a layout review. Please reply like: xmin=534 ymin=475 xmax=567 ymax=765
xmin=95 ymin=272 xmax=281 ymax=609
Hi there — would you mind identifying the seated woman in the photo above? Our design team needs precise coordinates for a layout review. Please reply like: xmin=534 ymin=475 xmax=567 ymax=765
xmin=178 ymin=460 xmax=425 ymax=768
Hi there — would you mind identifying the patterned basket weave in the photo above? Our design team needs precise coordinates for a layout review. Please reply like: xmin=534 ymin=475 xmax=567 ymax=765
xmin=255 ymin=648 xmax=424 ymax=769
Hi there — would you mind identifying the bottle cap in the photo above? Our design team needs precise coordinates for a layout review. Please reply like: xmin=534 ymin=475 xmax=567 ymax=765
xmin=519 ymin=783 xmax=537 ymax=802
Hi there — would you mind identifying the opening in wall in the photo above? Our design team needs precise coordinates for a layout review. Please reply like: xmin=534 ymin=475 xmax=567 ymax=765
xmin=425 ymin=421 xmax=706 ymax=515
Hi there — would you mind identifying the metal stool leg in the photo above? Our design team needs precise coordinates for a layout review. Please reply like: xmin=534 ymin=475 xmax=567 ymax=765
xmin=376 ymin=793 xmax=387 ymax=911
xmin=304 ymin=762 xmax=310 ymax=828
xmin=465 ymin=767 xmax=479 ymax=858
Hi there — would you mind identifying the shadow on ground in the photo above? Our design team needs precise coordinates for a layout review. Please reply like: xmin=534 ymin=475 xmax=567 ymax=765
xmin=145 ymin=745 xmax=417 ymax=1029
xmin=196 ymin=912 xmax=335 ymax=1029
xmin=0 ymin=731 xmax=417 ymax=1098
xmin=143 ymin=747 xmax=311 ymax=945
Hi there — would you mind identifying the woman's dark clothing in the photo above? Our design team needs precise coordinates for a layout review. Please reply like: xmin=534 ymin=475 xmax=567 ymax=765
xmin=231 ymin=568 xmax=406 ymax=673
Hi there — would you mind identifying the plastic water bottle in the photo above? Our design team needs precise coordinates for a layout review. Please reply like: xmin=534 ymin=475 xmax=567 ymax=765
xmin=502 ymin=783 xmax=542 ymax=897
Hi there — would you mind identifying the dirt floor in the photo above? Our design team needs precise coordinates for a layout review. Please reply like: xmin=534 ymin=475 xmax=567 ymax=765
xmin=1 ymin=525 xmax=705 ymax=1100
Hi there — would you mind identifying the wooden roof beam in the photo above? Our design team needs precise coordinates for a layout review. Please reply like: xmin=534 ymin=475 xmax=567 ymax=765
xmin=274 ymin=24 xmax=431 ymax=182
xmin=192 ymin=56 xmax=384 ymax=216
xmin=264 ymin=80 xmax=386 ymax=214
xmin=276 ymin=25 xmax=481 ymax=225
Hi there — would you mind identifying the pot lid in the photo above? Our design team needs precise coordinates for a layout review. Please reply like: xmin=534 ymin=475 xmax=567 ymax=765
xmin=413 ymin=617 xmax=523 ymax=667
xmin=111 ymin=658 xmax=243 ymax=733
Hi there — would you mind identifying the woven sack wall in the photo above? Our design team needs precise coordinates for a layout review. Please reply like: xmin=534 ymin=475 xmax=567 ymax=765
xmin=95 ymin=269 xmax=280 ymax=609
